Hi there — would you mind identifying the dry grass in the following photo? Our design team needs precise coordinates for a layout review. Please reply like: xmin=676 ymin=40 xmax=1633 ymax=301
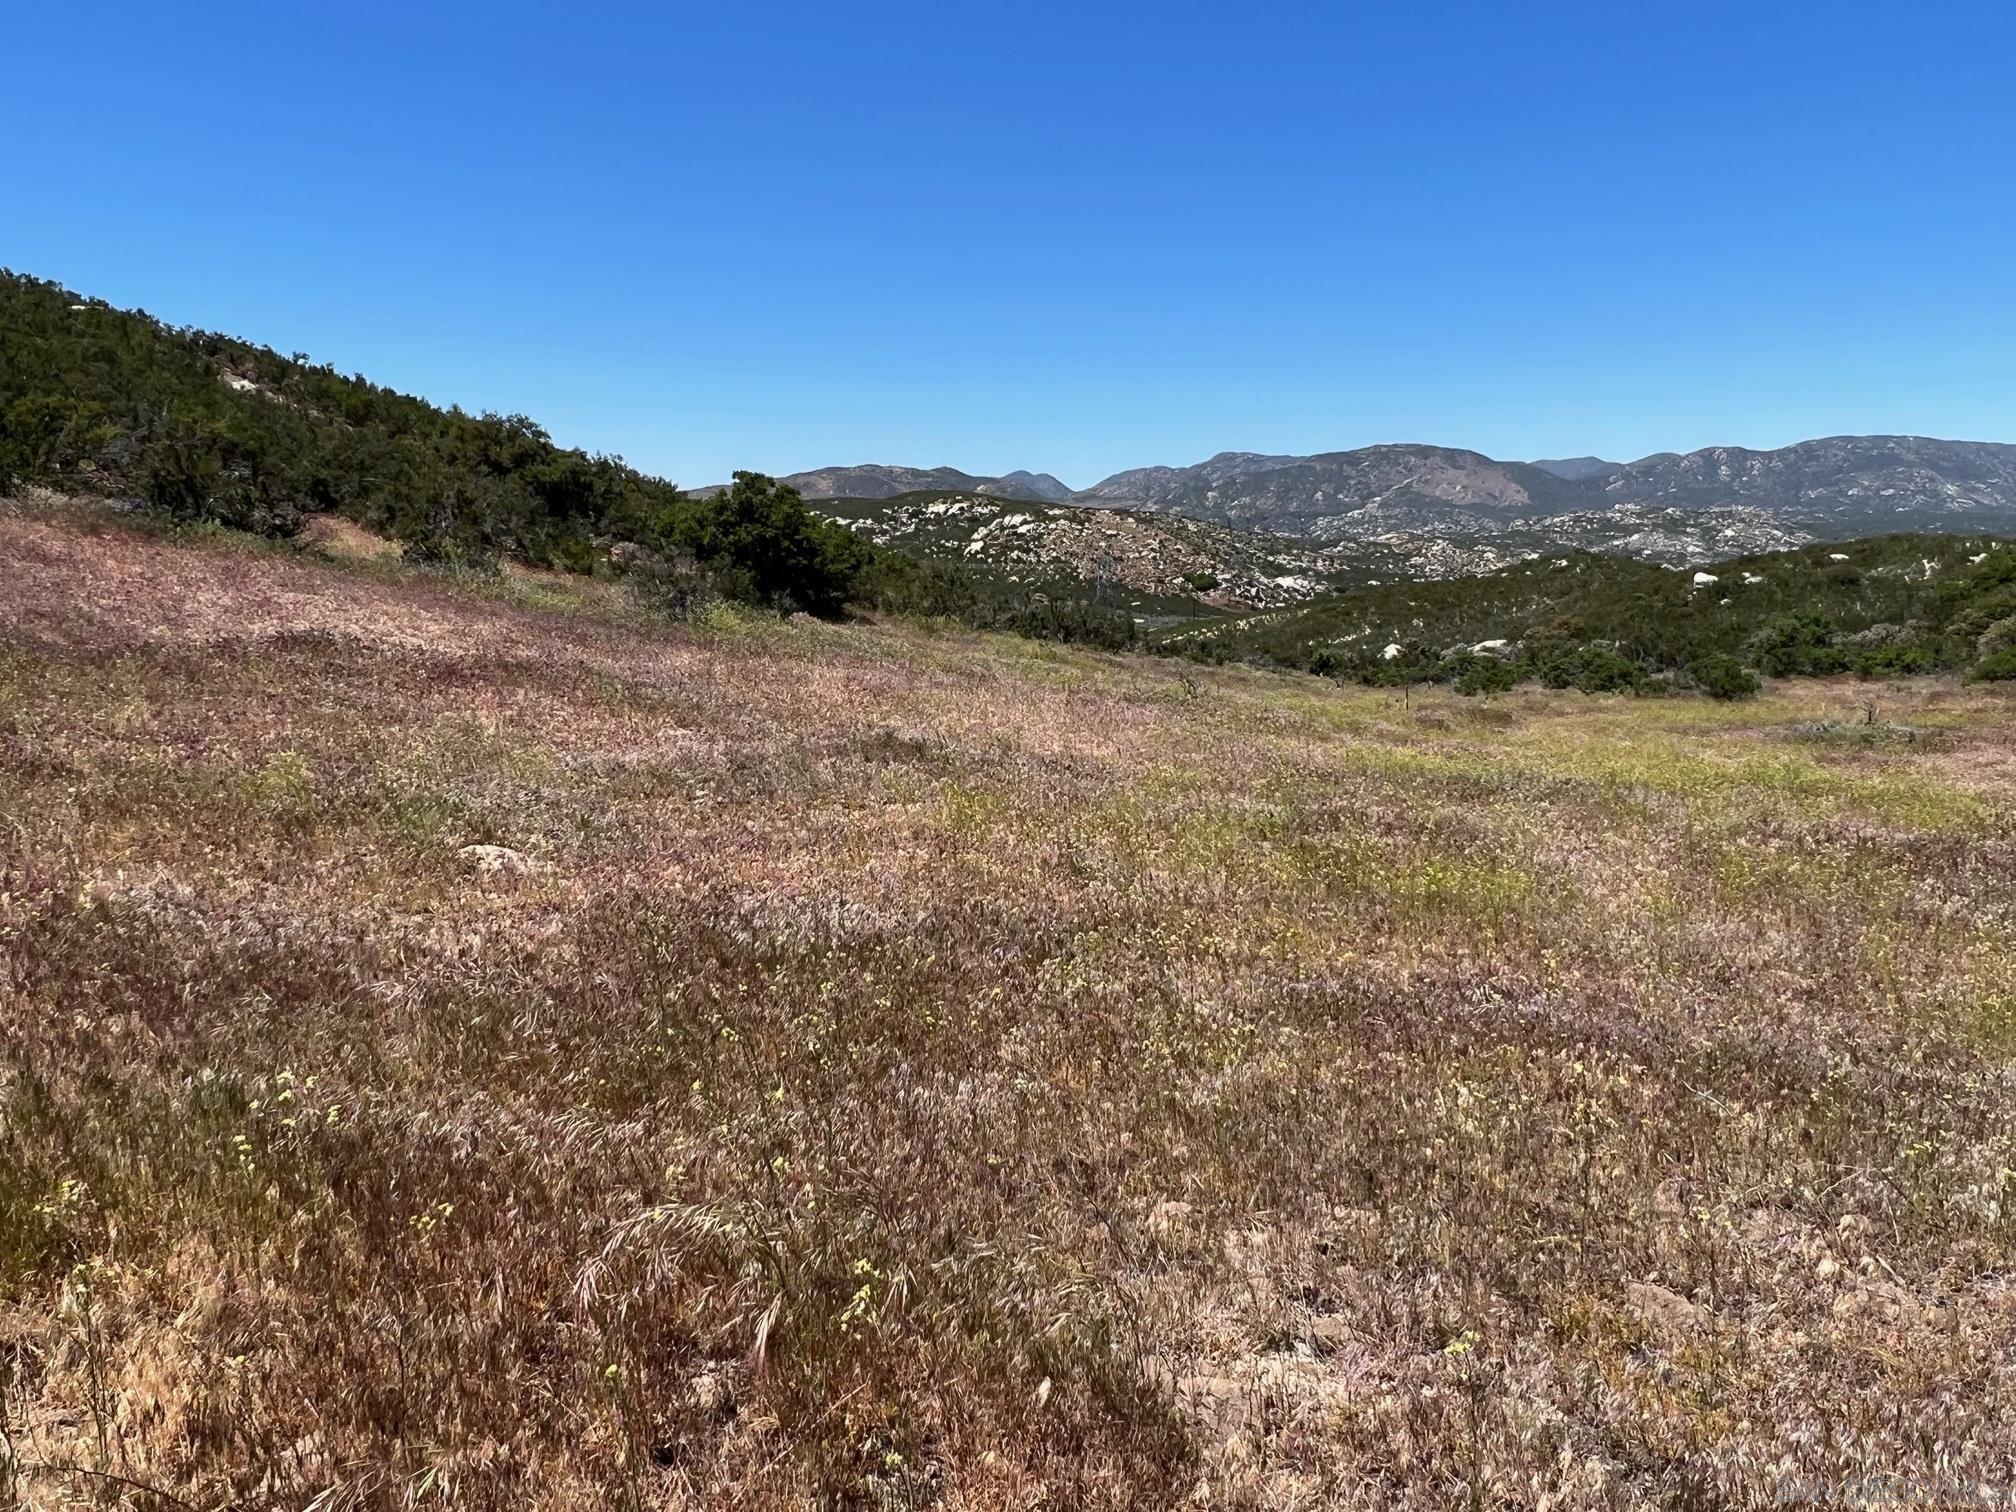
xmin=4 ymin=499 xmax=2016 ymax=1508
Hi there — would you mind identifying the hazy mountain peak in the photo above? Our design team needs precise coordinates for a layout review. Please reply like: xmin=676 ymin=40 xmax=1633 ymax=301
xmin=1530 ymin=456 xmax=1622 ymax=481
xmin=696 ymin=463 xmax=1073 ymax=502
xmin=987 ymin=470 xmax=1076 ymax=502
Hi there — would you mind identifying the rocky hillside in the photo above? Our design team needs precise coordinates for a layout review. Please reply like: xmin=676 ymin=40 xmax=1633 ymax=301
xmin=818 ymin=491 xmax=1532 ymax=619
xmin=1076 ymin=445 xmax=1584 ymax=535
xmin=1592 ymin=436 xmax=2016 ymax=525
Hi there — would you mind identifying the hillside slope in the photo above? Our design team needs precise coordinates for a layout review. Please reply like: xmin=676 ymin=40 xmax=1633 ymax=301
xmin=1169 ymin=531 xmax=2016 ymax=686
xmin=1076 ymin=444 xmax=1586 ymax=534
xmin=6 ymin=502 xmax=2016 ymax=1506
xmin=0 ymin=271 xmax=1163 ymax=644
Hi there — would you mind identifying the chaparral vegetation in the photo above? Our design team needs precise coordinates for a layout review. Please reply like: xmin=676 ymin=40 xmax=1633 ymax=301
xmin=5 ymin=495 xmax=2016 ymax=1507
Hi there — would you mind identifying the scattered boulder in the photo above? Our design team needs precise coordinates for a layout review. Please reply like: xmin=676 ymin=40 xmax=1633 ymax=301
xmin=457 ymin=844 xmax=548 ymax=879
xmin=1626 ymin=1280 xmax=1704 ymax=1333
xmin=1307 ymin=1314 xmax=1358 ymax=1356
xmin=1831 ymin=1279 xmax=1944 ymax=1330
xmin=1165 ymin=1372 xmax=1262 ymax=1441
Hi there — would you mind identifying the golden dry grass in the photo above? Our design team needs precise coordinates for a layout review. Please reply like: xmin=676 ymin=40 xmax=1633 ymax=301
xmin=4 ymin=500 xmax=2016 ymax=1508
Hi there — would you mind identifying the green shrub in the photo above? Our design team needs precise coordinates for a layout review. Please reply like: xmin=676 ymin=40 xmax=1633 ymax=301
xmin=2 ymin=392 xmax=112 ymax=479
xmin=1689 ymin=654 xmax=1760 ymax=700
xmin=1977 ymin=615 xmax=2016 ymax=659
xmin=1454 ymin=654 xmax=1520 ymax=696
xmin=1970 ymin=647 xmax=2016 ymax=682
xmin=1001 ymin=598 xmax=1137 ymax=650
xmin=1575 ymin=646 xmax=1641 ymax=694
xmin=1365 ymin=643 xmax=1438 ymax=687
xmin=1852 ymin=643 xmax=1933 ymax=678
xmin=679 ymin=472 xmax=866 ymax=617
xmin=1750 ymin=614 xmax=1847 ymax=677
xmin=1530 ymin=644 xmax=1642 ymax=694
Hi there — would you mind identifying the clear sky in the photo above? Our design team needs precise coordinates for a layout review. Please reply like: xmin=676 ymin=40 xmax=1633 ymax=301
xmin=6 ymin=1 xmax=2014 ymax=489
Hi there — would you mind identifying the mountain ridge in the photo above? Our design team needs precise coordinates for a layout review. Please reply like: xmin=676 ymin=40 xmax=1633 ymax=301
xmin=1071 ymin=434 xmax=2016 ymax=542
xmin=1530 ymin=455 xmax=1621 ymax=481
xmin=695 ymin=464 xmax=1074 ymax=503
xmin=755 ymin=435 xmax=2016 ymax=547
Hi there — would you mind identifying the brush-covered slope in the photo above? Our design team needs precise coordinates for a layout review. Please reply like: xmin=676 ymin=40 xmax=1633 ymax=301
xmin=0 ymin=270 xmax=890 ymax=617
xmin=1169 ymin=531 xmax=2016 ymax=683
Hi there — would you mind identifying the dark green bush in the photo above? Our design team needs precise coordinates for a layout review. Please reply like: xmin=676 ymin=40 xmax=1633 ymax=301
xmin=1001 ymin=598 xmax=1137 ymax=650
xmin=1852 ymin=643 xmax=1933 ymax=678
xmin=1970 ymin=647 xmax=2016 ymax=682
xmin=1750 ymin=615 xmax=1848 ymax=677
xmin=678 ymin=472 xmax=866 ymax=617
xmin=1689 ymin=654 xmax=1761 ymax=700
xmin=1453 ymin=654 xmax=1519 ymax=696
xmin=1534 ymin=644 xmax=1643 ymax=694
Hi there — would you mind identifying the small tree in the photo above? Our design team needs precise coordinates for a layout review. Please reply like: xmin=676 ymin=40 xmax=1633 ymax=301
xmin=1689 ymin=654 xmax=1760 ymax=700
xmin=1750 ymin=614 xmax=1846 ymax=677
xmin=1455 ymin=655 xmax=1519 ymax=696
xmin=681 ymin=471 xmax=864 ymax=616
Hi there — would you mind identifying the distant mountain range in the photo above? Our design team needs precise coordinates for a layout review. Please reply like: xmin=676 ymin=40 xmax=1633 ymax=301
xmin=696 ymin=464 xmax=1075 ymax=502
xmin=1074 ymin=436 xmax=2016 ymax=543
xmin=779 ymin=437 xmax=2016 ymax=610
xmin=742 ymin=438 xmax=2016 ymax=554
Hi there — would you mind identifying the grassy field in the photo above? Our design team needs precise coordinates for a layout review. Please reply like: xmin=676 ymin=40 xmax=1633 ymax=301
xmin=4 ymin=501 xmax=2016 ymax=1508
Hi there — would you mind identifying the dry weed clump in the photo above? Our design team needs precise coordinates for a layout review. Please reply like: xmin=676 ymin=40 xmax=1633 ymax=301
xmin=4 ymin=502 xmax=2016 ymax=1507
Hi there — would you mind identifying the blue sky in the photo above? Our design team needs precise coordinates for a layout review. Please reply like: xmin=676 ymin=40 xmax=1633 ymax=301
xmin=5 ymin=1 xmax=2014 ymax=488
